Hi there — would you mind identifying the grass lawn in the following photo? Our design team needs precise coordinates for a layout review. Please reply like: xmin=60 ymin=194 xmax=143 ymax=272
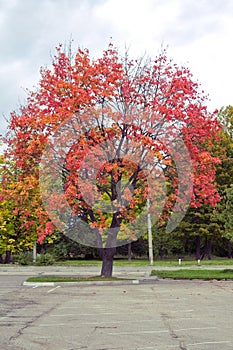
xmin=151 ymin=269 xmax=233 ymax=280
xmin=55 ymin=258 xmax=233 ymax=267
xmin=26 ymin=276 xmax=131 ymax=283
xmin=56 ymin=260 xmax=102 ymax=266
xmin=56 ymin=259 xmax=150 ymax=266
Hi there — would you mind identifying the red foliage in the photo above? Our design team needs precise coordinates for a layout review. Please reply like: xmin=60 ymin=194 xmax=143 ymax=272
xmin=4 ymin=43 xmax=221 ymax=245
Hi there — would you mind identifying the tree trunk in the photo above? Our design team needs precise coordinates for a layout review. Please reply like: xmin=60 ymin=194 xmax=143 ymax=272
xmin=4 ymin=250 xmax=11 ymax=264
xmin=228 ymin=240 xmax=232 ymax=259
xmin=196 ymin=235 xmax=201 ymax=260
xmin=128 ymin=243 xmax=132 ymax=261
xmin=100 ymin=247 xmax=116 ymax=277
xmin=201 ymin=238 xmax=212 ymax=260
xmin=206 ymin=239 xmax=212 ymax=260
xmin=99 ymin=213 xmax=120 ymax=277
xmin=159 ymin=247 xmax=164 ymax=260
xmin=0 ymin=254 xmax=3 ymax=264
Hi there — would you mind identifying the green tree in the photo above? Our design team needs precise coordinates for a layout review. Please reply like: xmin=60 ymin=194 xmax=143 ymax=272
xmin=0 ymin=155 xmax=57 ymax=263
xmin=222 ymin=185 xmax=233 ymax=242
xmin=160 ymin=106 xmax=233 ymax=260
xmin=214 ymin=106 xmax=233 ymax=256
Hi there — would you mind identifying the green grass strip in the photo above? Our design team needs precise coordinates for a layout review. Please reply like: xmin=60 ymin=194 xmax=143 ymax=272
xmin=26 ymin=276 xmax=131 ymax=283
xmin=151 ymin=269 xmax=233 ymax=280
xmin=56 ymin=259 xmax=149 ymax=266
xmin=55 ymin=258 xmax=233 ymax=267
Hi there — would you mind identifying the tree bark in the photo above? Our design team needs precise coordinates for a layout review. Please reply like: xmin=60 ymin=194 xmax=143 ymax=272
xmin=128 ymin=243 xmax=132 ymax=261
xmin=196 ymin=235 xmax=201 ymax=260
xmin=159 ymin=247 xmax=164 ymax=260
xmin=0 ymin=254 xmax=3 ymax=264
xmin=228 ymin=240 xmax=232 ymax=259
xmin=201 ymin=238 xmax=212 ymax=260
xmin=100 ymin=247 xmax=116 ymax=277
xmin=206 ymin=239 xmax=212 ymax=260
xmin=99 ymin=213 xmax=120 ymax=277
xmin=4 ymin=250 xmax=11 ymax=264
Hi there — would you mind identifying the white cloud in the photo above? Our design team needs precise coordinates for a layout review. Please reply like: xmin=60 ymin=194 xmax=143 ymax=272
xmin=94 ymin=0 xmax=181 ymax=55
xmin=0 ymin=0 xmax=233 ymax=137
xmin=166 ymin=3 xmax=233 ymax=110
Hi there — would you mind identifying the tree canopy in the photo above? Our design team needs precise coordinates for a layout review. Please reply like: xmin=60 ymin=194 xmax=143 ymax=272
xmin=3 ymin=43 xmax=221 ymax=275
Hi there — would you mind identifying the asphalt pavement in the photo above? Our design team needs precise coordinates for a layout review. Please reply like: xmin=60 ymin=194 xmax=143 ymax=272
xmin=0 ymin=263 xmax=232 ymax=279
xmin=0 ymin=265 xmax=233 ymax=350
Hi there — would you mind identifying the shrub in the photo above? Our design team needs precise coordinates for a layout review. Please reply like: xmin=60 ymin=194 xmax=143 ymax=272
xmin=15 ymin=252 xmax=33 ymax=265
xmin=35 ymin=253 xmax=55 ymax=266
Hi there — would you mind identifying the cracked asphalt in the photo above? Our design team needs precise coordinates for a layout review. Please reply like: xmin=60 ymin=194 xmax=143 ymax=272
xmin=0 ymin=268 xmax=233 ymax=350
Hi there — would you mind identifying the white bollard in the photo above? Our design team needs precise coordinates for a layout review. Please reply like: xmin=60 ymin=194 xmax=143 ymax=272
xmin=33 ymin=244 xmax=37 ymax=263
xmin=178 ymin=258 xmax=182 ymax=266
xmin=197 ymin=259 xmax=201 ymax=265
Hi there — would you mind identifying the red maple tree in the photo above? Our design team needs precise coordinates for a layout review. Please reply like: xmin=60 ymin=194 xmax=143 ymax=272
xmin=5 ymin=43 xmax=221 ymax=276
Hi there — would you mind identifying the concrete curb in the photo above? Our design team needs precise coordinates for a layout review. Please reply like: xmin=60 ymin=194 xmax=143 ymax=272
xmin=23 ymin=281 xmax=55 ymax=286
xmin=23 ymin=278 xmax=158 ymax=287
xmin=23 ymin=280 xmax=138 ymax=287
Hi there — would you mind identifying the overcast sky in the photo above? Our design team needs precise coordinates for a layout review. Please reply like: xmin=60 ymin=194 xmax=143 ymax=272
xmin=0 ymin=0 xmax=233 ymax=136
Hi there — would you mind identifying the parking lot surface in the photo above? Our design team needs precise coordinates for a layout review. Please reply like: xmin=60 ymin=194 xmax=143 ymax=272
xmin=0 ymin=268 xmax=233 ymax=350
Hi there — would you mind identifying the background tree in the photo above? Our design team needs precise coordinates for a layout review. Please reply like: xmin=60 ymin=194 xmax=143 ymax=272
xmin=168 ymin=105 xmax=233 ymax=261
xmin=214 ymin=106 xmax=233 ymax=256
xmin=0 ymin=157 xmax=47 ymax=262
xmin=215 ymin=106 xmax=233 ymax=193
xmin=5 ymin=43 xmax=220 ymax=275
xmin=222 ymin=185 xmax=233 ymax=249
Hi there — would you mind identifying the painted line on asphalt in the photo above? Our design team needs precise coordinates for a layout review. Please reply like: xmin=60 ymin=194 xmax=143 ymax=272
xmin=50 ymin=312 xmax=123 ymax=317
xmin=170 ymin=309 xmax=194 ymax=313
xmin=186 ymin=341 xmax=231 ymax=346
xmin=128 ymin=347 xmax=170 ymax=350
xmin=38 ymin=323 xmax=67 ymax=327
xmin=58 ymin=306 xmax=105 ymax=309
xmin=159 ymin=298 xmax=187 ymax=301
xmin=174 ymin=326 xmax=216 ymax=332
xmin=176 ymin=317 xmax=200 ymax=320
xmin=0 ymin=317 xmax=7 ymax=321
xmin=127 ymin=347 xmax=180 ymax=350
xmin=82 ymin=319 xmax=160 ymax=325
xmin=128 ymin=347 xmax=181 ymax=350
xmin=108 ymin=330 xmax=169 ymax=335
xmin=47 ymin=286 xmax=61 ymax=293
xmin=108 ymin=327 xmax=217 ymax=336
